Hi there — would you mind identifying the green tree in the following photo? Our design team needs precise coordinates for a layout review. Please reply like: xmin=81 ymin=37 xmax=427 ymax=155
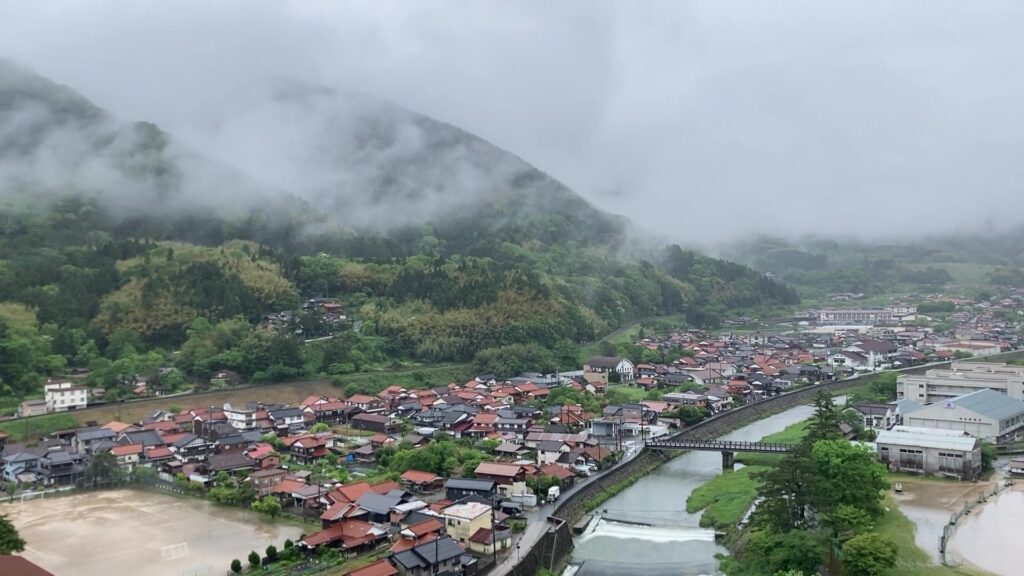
xmin=251 ymin=496 xmax=282 ymax=518
xmin=248 ymin=550 xmax=260 ymax=568
xmin=745 ymin=530 xmax=825 ymax=576
xmin=283 ymin=539 xmax=294 ymax=549
xmin=0 ymin=513 xmax=26 ymax=555
xmin=265 ymin=545 xmax=278 ymax=562
xmin=805 ymin=391 xmax=842 ymax=443
xmin=755 ymin=443 xmax=820 ymax=532
xmin=230 ymin=559 xmax=242 ymax=574
xmin=810 ymin=440 xmax=889 ymax=518
xmin=841 ymin=533 xmax=898 ymax=576
xmin=309 ymin=422 xmax=331 ymax=433
xmin=981 ymin=441 xmax=997 ymax=472
xmin=676 ymin=405 xmax=710 ymax=426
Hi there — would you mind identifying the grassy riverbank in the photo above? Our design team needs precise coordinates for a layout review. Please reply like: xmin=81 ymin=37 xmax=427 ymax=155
xmin=686 ymin=419 xmax=809 ymax=528
xmin=686 ymin=466 xmax=768 ymax=529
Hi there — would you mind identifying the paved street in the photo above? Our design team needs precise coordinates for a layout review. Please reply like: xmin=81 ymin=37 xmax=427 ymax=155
xmin=488 ymin=437 xmax=646 ymax=576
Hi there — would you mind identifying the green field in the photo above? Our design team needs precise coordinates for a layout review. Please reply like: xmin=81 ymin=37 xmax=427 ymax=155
xmin=0 ymin=412 xmax=80 ymax=441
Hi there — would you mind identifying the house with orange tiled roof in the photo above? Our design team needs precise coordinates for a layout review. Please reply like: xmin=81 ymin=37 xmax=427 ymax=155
xmin=346 ymin=394 xmax=384 ymax=413
xmin=325 ymin=480 xmax=401 ymax=506
xmin=102 ymin=421 xmax=135 ymax=434
xmin=389 ymin=517 xmax=443 ymax=553
xmin=110 ymin=443 xmax=143 ymax=468
xmin=282 ymin=432 xmax=333 ymax=464
xmin=298 ymin=518 xmax=386 ymax=552
xmin=400 ymin=470 xmax=442 ymax=493
xmin=348 ymin=559 xmax=398 ymax=576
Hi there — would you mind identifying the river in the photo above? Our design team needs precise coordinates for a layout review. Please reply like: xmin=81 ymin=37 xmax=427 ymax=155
xmin=568 ymin=403 xmax=816 ymax=576
xmin=1 ymin=488 xmax=304 ymax=576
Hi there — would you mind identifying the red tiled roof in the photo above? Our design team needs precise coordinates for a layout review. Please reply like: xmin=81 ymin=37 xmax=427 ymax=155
xmin=469 ymin=527 xmax=494 ymax=544
xmin=474 ymin=462 xmax=523 ymax=477
xmin=347 ymin=394 xmax=377 ymax=404
xmin=111 ymin=444 xmax=143 ymax=457
xmin=145 ymin=446 xmax=173 ymax=460
xmin=301 ymin=519 xmax=377 ymax=547
xmin=327 ymin=480 xmax=400 ymax=504
xmin=406 ymin=517 xmax=443 ymax=537
xmin=349 ymin=559 xmax=398 ymax=576
xmin=246 ymin=442 xmax=275 ymax=460
xmin=273 ymin=479 xmax=307 ymax=495
xmin=159 ymin=432 xmax=190 ymax=444
xmin=142 ymin=420 xmax=178 ymax=432
xmin=389 ymin=533 xmax=436 ymax=554
xmin=400 ymin=470 xmax=441 ymax=484
xmin=539 ymin=463 xmax=575 ymax=481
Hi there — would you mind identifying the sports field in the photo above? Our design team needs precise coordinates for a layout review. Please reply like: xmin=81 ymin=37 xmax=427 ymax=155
xmin=1 ymin=489 xmax=303 ymax=576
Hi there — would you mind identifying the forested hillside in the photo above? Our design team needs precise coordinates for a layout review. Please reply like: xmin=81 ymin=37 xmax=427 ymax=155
xmin=0 ymin=60 xmax=798 ymax=402
xmin=725 ymin=234 xmax=1024 ymax=299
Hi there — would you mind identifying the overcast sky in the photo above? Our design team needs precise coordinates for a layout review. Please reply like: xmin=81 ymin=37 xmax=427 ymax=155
xmin=2 ymin=1 xmax=1024 ymax=241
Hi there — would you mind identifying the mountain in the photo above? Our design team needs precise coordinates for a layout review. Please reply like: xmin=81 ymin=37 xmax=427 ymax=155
xmin=0 ymin=60 xmax=798 ymax=398
xmin=196 ymin=80 xmax=626 ymax=250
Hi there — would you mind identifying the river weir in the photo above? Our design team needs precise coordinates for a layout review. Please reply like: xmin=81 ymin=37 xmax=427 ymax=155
xmin=565 ymin=403 xmax=816 ymax=576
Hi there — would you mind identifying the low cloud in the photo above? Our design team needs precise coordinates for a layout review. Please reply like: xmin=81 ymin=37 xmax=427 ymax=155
xmin=2 ymin=1 xmax=1024 ymax=241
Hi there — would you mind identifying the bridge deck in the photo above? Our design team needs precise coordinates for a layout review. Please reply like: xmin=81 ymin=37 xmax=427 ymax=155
xmin=646 ymin=439 xmax=794 ymax=453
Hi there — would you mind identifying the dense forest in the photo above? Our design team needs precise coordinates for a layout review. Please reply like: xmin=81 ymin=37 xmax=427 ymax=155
xmin=0 ymin=60 xmax=798 ymax=401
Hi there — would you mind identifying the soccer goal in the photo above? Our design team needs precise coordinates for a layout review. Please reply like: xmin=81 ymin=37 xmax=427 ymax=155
xmin=161 ymin=542 xmax=190 ymax=561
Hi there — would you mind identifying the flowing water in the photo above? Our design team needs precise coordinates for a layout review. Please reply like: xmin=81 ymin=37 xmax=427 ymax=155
xmin=569 ymin=404 xmax=817 ymax=576
xmin=1 ymin=488 xmax=304 ymax=576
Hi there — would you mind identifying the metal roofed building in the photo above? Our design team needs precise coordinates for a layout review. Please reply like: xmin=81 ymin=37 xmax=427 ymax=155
xmin=875 ymin=425 xmax=981 ymax=480
xmin=904 ymin=388 xmax=1024 ymax=444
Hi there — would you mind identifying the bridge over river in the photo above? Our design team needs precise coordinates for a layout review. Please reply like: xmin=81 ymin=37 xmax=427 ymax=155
xmin=645 ymin=439 xmax=795 ymax=469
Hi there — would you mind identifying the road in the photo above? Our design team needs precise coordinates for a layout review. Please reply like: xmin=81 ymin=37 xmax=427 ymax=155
xmin=488 ymin=438 xmax=646 ymax=576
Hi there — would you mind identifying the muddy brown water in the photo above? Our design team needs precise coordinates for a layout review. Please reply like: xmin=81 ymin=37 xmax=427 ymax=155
xmin=891 ymin=478 xmax=993 ymax=562
xmin=1 ymin=489 xmax=304 ymax=576
xmin=946 ymin=486 xmax=1024 ymax=575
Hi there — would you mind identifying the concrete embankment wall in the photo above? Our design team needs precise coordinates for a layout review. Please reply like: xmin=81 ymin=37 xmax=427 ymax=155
xmin=507 ymin=517 xmax=575 ymax=576
xmin=521 ymin=350 xmax=1024 ymax=574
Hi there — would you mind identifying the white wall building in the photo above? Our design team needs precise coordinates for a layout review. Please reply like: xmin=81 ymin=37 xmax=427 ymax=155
xmin=897 ymin=361 xmax=1024 ymax=403
xmin=904 ymin=388 xmax=1024 ymax=444
xmin=44 ymin=381 xmax=87 ymax=412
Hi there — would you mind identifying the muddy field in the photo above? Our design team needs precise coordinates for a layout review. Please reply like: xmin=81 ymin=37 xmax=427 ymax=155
xmin=891 ymin=477 xmax=994 ymax=563
xmin=1 ymin=489 xmax=304 ymax=576
xmin=947 ymin=485 xmax=1024 ymax=575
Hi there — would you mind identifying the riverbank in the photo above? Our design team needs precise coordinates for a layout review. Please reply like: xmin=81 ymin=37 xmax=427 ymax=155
xmin=565 ymin=404 xmax=817 ymax=576
xmin=685 ymin=419 xmax=809 ymax=533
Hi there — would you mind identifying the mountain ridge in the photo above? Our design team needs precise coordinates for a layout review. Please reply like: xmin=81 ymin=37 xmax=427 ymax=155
xmin=0 ymin=60 xmax=798 ymax=399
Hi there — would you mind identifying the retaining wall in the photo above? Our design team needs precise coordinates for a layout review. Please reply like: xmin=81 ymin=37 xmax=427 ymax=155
xmin=518 ymin=350 xmax=1024 ymax=574
xmin=508 ymin=518 xmax=574 ymax=576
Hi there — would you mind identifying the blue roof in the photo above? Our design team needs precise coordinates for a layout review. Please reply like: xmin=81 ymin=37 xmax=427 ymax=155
xmin=951 ymin=388 xmax=1024 ymax=421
